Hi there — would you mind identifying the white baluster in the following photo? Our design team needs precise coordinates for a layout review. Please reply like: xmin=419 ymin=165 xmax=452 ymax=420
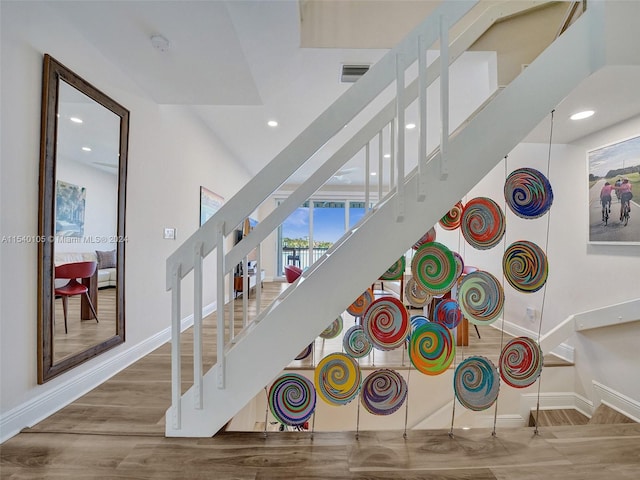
xmin=365 ymin=142 xmax=370 ymax=211
xmin=193 ymin=243 xmax=203 ymax=409
xmin=378 ymin=130 xmax=383 ymax=200
xmin=396 ymin=53 xmax=405 ymax=222
xmin=255 ymin=243 xmax=262 ymax=317
xmin=170 ymin=263 xmax=182 ymax=429
xmin=440 ymin=14 xmax=450 ymax=180
xmin=390 ymin=119 xmax=395 ymax=188
xmin=242 ymin=256 xmax=249 ymax=327
xmin=418 ymin=34 xmax=428 ymax=201
xmin=216 ymin=221 xmax=226 ymax=389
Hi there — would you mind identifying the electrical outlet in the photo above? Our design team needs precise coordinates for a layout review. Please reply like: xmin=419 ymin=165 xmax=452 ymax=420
xmin=526 ymin=306 xmax=536 ymax=321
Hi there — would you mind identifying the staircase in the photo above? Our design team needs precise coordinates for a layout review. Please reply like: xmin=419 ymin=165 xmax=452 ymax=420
xmin=165 ymin=1 xmax=636 ymax=437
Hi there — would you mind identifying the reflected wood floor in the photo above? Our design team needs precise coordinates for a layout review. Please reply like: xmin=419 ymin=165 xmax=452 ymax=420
xmin=4 ymin=282 xmax=638 ymax=479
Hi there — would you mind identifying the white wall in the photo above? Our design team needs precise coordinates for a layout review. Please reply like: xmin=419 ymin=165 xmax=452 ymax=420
xmin=0 ymin=2 xmax=251 ymax=439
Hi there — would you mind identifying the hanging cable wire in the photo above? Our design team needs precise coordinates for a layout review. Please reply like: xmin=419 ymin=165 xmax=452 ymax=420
xmin=534 ymin=109 xmax=555 ymax=435
xmin=403 ymin=368 xmax=411 ymax=439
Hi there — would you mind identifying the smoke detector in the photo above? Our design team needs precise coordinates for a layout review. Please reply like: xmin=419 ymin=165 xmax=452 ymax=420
xmin=340 ymin=64 xmax=370 ymax=83
xmin=151 ymin=35 xmax=170 ymax=52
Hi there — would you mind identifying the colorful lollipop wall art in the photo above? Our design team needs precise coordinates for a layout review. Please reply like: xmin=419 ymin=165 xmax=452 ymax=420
xmin=404 ymin=277 xmax=432 ymax=308
xmin=315 ymin=353 xmax=362 ymax=406
xmin=268 ymin=373 xmax=316 ymax=426
xmin=360 ymin=369 xmax=408 ymax=416
xmin=320 ymin=315 xmax=343 ymax=339
xmin=380 ymin=256 xmax=405 ymax=281
xmin=412 ymin=227 xmax=437 ymax=250
xmin=434 ymin=299 xmax=462 ymax=330
xmin=502 ymin=240 xmax=548 ymax=293
xmin=439 ymin=201 xmax=464 ymax=230
xmin=499 ymin=337 xmax=543 ymax=388
xmin=343 ymin=325 xmax=373 ymax=359
xmin=453 ymin=356 xmax=500 ymax=411
xmin=362 ymin=296 xmax=410 ymax=351
xmin=504 ymin=167 xmax=553 ymax=219
xmin=409 ymin=322 xmax=456 ymax=376
xmin=461 ymin=197 xmax=506 ymax=250
xmin=411 ymin=242 xmax=457 ymax=295
xmin=457 ymin=270 xmax=504 ymax=325
xmin=347 ymin=288 xmax=374 ymax=317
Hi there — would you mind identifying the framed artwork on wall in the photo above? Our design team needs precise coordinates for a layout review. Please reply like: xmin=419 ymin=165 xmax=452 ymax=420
xmin=55 ymin=180 xmax=86 ymax=237
xmin=587 ymin=135 xmax=640 ymax=244
xmin=200 ymin=186 xmax=224 ymax=226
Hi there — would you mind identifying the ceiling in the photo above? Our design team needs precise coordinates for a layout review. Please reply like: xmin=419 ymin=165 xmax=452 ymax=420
xmin=45 ymin=0 xmax=640 ymax=185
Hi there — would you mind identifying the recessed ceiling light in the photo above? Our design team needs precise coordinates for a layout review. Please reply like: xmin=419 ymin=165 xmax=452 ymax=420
xmin=406 ymin=123 xmax=416 ymax=129
xmin=570 ymin=110 xmax=595 ymax=120
xmin=82 ymin=147 xmax=92 ymax=152
xmin=70 ymin=117 xmax=83 ymax=124
xmin=267 ymin=120 xmax=278 ymax=127
xmin=370 ymin=172 xmax=377 ymax=176
xmin=384 ymin=154 xmax=391 ymax=158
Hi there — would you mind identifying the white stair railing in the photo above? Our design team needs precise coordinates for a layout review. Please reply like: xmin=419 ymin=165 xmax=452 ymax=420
xmin=166 ymin=0 xmax=590 ymax=435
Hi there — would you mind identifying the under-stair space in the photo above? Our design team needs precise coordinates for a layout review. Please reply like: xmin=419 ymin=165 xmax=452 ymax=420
xmin=165 ymin=1 xmax=640 ymax=437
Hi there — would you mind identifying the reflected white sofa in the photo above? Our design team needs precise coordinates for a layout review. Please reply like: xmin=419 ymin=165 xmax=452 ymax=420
xmin=54 ymin=251 xmax=116 ymax=289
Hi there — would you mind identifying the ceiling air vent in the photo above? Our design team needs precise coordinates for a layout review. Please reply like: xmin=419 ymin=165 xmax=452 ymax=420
xmin=340 ymin=64 xmax=370 ymax=83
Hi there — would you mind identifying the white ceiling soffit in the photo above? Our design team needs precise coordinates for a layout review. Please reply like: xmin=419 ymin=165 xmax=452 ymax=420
xmin=52 ymin=1 xmax=262 ymax=105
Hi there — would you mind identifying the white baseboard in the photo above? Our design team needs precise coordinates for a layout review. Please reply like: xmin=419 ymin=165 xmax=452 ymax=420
xmin=520 ymin=391 xmax=594 ymax=420
xmin=0 ymin=301 xmax=215 ymax=444
xmin=496 ymin=319 xmax=575 ymax=363
xmin=592 ymin=380 xmax=640 ymax=423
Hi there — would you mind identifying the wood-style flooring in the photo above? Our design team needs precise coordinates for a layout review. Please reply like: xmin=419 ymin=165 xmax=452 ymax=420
xmin=3 ymin=281 xmax=639 ymax=479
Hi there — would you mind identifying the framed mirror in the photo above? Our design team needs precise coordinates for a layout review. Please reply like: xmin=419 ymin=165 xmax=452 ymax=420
xmin=38 ymin=54 xmax=129 ymax=383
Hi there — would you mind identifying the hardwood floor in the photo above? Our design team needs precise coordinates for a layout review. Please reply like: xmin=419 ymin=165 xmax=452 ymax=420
xmin=3 ymin=281 xmax=639 ymax=479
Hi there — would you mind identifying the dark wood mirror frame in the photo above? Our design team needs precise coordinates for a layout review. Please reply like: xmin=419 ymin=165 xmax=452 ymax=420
xmin=38 ymin=54 xmax=129 ymax=383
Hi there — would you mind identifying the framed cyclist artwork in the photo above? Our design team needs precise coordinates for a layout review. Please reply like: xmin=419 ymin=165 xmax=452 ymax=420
xmin=587 ymin=134 xmax=640 ymax=245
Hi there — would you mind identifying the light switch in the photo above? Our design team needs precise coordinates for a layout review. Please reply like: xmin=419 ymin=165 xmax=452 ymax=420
xmin=164 ymin=227 xmax=176 ymax=240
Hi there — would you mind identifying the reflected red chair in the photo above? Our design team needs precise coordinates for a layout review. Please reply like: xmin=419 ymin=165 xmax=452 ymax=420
xmin=55 ymin=261 xmax=99 ymax=334
xmin=284 ymin=265 xmax=303 ymax=283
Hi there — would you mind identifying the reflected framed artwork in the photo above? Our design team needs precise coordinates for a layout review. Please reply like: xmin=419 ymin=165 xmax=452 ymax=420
xmin=200 ymin=186 xmax=223 ymax=226
xmin=587 ymin=135 xmax=640 ymax=245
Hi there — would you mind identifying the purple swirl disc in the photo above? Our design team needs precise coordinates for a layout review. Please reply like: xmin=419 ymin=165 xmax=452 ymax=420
xmin=295 ymin=343 xmax=313 ymax=360
xmin=461 ymin=197 xmax=506 ymax=250
xmin=268 ymin=373 xmax=316 ymax=426
xmin=404 ymin=277 xmax=432 ymax=308
xmin=343 ymin=325 xmax=372 ymax=358
xmin=362 ymin=296 xmax=410 ymax=351
xmin=315 ymin=353 xmax=362 ymax=406
xmin=502 ymin=241 xmax=548 ymax=293
xmin=411 ymin=242 xmax=457 ymax=295
xmin=439 ymin=201 xmax=464 ymax=230
xmin=499 ymin=337 xmax=543 ymax=388
xmin=412 ymin=227 xmax=437 ymax=250
xmin=457 ymin=270 xmax=504 ymax=325
xmin=454 ymin=356 xmax=500 ymax=411
xmin=320 ymin=315 xmax=343 ymax=339
xmin=380 ymin=256 xmax=405 ymax=281
xmin=504 ymin=168 xmax=553 ymax=219
xmin=409 ymin=322 xmax=455 ymax=376
xmin=360 ymin=369 xmax=408 ymax=416
xmin=347 ymin=288 xmax=374 ymax=317
xmin=434 ymin=299 xmax=462 ymax=330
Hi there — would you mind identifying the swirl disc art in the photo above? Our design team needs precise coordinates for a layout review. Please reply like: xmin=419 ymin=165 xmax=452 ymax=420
xmin=454 ymin=356 xmax=500 ymax=411
xmin=409 ymin=322 xmax=455 ymax=376
xmin=499 ymin=337 xmax=544 ymax=388
xmin=347 ymin=288 xmax=374 ymax=317
xmin=315 ymin=353 xmax=362 ymax=405
xmin=343 ymin=325 xmax=373 ymax=358
xmin=504 ymin=167 xmax=554 ymax=219
xmin=439 ymin=201 xmax=464 ymax=230
xmin=412 ymin=227 xmax=437 ymax=250
xmin=453 ymin=251 xmax=465 ymax=280
xmin=404 ymin=277 xmax=432 ymax=308
xmin=411 ymin=242 xmax=457 ymax=295
xmin=362 ymin=297 xmax=410 ymax=351
xmin=320 ymin=316 xmax=343 ymax=339
xmin=268 ymin=373 xmax=316 ymax=426
xmin=502 ymin=241 xmax=548 ymax=293
xmin=361 ymin=369 xmax=408 ymax=415
xmin=295 ymin=343 xmax=313 ymax=361
xmin=380 ymin=257 xmax=405 ymax=281
xmin=434 ymin=299 xmax=462 ymax=330
xmin=457 ymin=270 xmax=504 ymax=325
xmin=461 ymin=197 xmax=506 ymax=250
xmin=406 ymin=315 xmax=429 ymax=344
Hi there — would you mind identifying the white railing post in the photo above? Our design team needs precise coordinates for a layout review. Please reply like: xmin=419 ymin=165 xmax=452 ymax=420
xmin=255 ymin=243 xmax=262 ymax=316
xmin=216 ymin=221 xmax=226 ymax=389
xmin=229 ymin=266 xmax=235 ymax=343
xmin=396 ymin=53 xmax=405 ymax=221
xmin=418 ymin=34 xmax=428 ymax=201
xmin=378 ymin=130 xmax=383 ymax=199
xmin=170 ymin=263 xmax=182 ymax=430
xmin=365 ymin=142 xmax=370 ymax=211
xmin=440 ymin=14 xmax=450 ymax=180
xmin=193 ymin=243 xmax=203 ymax=409
xmin=390 ymin=118 xmax=395 ymax=188
xmin=242 ymin=256 xmax=249 ymax=327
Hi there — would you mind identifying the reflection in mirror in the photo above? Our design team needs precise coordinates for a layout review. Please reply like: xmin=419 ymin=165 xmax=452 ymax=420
xmin=38 ymin=55 xmax=128 ymax=383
